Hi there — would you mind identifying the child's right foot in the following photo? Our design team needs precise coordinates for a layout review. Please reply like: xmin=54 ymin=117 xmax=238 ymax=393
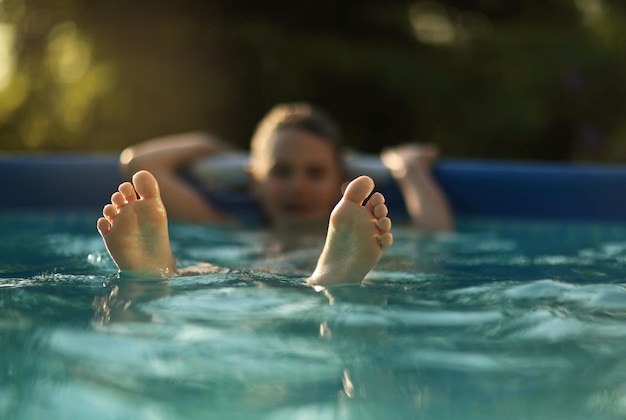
xmin=307 ymin=176 xmax=393 ymax=288
xmin=97 ymin=170 xmax=176 ymax=276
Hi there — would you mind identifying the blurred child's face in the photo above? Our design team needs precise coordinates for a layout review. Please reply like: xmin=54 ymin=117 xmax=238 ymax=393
xmin=250 ymin=128 xmax=344 ymax=230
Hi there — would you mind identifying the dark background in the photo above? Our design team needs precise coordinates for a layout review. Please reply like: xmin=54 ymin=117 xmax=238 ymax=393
xmin=1 ymin=0 xmax=625 ymax=162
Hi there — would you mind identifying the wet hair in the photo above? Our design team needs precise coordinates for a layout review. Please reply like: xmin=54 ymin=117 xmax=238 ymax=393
xmin=249 ymin=102 xmax=346 ymax=176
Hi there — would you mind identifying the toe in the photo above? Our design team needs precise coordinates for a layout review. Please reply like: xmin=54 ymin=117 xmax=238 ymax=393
xmin=118 ymin=182 xmax=137 ymax=202
xmin=373 ymin=203 xmax=388 ymax=219
xmin=366 ymin=192 xmax=385 ymax=210
xmin=103 ymin=204 xmax=117 ymax=221
xmin=132 ymin=170 xmax=160 ymax=199
xmin=342 ymin=176 xmax=374 ymax=205
xmin=379 ymin=232 xmax=393 ymax=250
xmin=377 ymin=216 xmax=391 ymax=232
xmin=111 ymin=191 xmax=126 ymax=208
xmin=97 ymin=217 xmax=111 ymax=235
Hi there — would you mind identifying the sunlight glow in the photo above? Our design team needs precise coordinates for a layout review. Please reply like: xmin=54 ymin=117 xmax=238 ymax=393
xmin=0 ymin=23 xmax=16 ymax=91
xmin=574 ymin=0 xmax=606 ymax=25
xmin=44 ymin=21 xmax=116 ymax=136
xmin=409 ymin=1 xmax=455 ymax=46
xmin=46 ymin=22 xmax=92 ymax=84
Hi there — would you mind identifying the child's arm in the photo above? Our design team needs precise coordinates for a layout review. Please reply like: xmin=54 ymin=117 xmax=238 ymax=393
xmin=120 ymin=132 xmax=238 ymax=224
xmin=381 ymin=143 xmax=454 ymax=232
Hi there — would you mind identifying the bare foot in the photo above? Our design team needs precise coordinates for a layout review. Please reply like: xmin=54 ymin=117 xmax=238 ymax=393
xmin=97 ymin=170 xmax=176 ymax=276
xmin=307 ymin=176 xmax=393 ymax=287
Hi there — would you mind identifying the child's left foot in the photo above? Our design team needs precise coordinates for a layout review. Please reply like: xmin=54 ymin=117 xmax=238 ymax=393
xmin=97 ymin=170 xmax=176 ymax=276
xmin=307 ymin=176 xmax=393 ymax=287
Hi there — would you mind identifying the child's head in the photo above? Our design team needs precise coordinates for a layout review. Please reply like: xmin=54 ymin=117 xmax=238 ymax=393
xmin=249 ymin=102 xmax=346 ymax=230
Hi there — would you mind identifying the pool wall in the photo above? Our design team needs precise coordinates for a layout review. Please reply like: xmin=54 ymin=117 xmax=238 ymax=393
xmin=3 ymin=153 xmax=626 ymax=222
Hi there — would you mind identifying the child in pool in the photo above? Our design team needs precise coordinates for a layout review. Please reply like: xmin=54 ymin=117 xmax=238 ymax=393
xmin=119 ymin=102 xmax=454 ymax=232
xmin=97 ymin=170 xmax=393 ymax=287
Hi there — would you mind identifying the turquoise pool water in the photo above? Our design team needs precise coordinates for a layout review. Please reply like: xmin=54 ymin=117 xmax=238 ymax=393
xmin=3 ymin=211 xmax=626 ymax=419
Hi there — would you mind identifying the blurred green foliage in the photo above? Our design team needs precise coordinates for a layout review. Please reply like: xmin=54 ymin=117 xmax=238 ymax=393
xmin=0 ymin=0 xmax=625 ymax=161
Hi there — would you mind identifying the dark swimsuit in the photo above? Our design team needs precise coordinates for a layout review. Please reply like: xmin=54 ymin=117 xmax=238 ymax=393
xmin=180 ymin=166 xmax=265 ymax=226
xmin=180 ymin=166 xmax=410 ymax=226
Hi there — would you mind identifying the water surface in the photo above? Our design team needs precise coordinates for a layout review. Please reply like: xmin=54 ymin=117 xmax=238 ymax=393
xmin=2 ymin=211 xmax=626 ymax=419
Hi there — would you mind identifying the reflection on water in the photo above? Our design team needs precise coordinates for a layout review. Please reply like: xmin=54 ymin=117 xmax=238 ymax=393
xmin=3 ymin=212 xmax=626 ymax=419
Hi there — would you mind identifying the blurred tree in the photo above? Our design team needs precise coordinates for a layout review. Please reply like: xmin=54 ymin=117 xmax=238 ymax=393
xmin=0 ymin=0 xmax=625 ymax=163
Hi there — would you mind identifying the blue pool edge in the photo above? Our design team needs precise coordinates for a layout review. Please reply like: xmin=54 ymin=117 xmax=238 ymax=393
xmin=3 ymin=153 xmax=626 ymax=222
